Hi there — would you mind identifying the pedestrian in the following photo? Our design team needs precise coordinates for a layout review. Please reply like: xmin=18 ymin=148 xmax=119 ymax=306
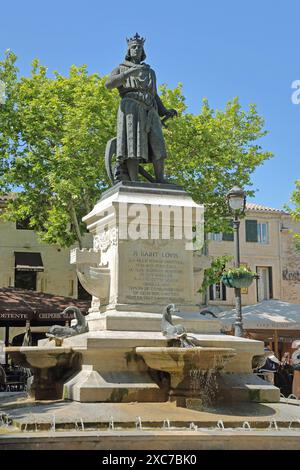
xmin=291 ymin=343 xmax=300 ymax=398
xmin=0 ymin=363 xmax=6 ymax=391
xmin=275 ymin=352 xmax=293 ymax=397
xmin=257 ymin=347 xmax=280 ymax=384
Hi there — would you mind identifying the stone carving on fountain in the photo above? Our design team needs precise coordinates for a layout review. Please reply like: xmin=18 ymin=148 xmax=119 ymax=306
xmin=161 ymin=303 xmax=198 ymax=348
xmin=70 ymin=247 xmax=110 ymax=305
xmin=46 ymin=307 xmax=89 ymax=346
xmin=94 ymin=227 xmax=118 ymax=252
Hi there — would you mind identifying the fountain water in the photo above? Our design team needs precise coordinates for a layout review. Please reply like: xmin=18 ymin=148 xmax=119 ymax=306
xmin=217 ymin=420 xmax=225 ymax=430
xmin=135 ymin=417 xmax=142 ymax=430
xmin=51 ymin=415 xmax=56 ymax=432
xmin=189 ymin=422 xmax=198 ymax=431
xmin=289 ymin=419 xmax=300 ymax=429
xmin=0 ymin=413 xmax=9 ymax=428
xmin=242 ymin=421 xmax=251 ymax=430
xmin=288 ymin=394 xmax=299 ymax=401
xmin=163 ymin=419 xmax=171 ymax=430
xmin=108 ymin=416 xmax=114 ymax=431
xmin=189 ymin=368 xmax=218 ymax=408
xmin=268 ymin=419 xmax=278 ymax=431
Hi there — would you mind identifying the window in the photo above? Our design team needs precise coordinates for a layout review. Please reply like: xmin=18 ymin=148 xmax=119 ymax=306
xmin=246 ymin=220 xmax=258 ymax=242
xmin=246 ymin=220 xmax=269 ymax=244
xmin=14 ymin=252 xmax=43 ymax=291
xmin=15 ymin=270 xmax=37 ymax=290
xmin=207 ymin=232 xmax=233 ymax=241
xmin=222 ymin=231 xmax=234 ymax=241
xmin=207 ymin=233 xmax=223 ymax=241
xmin=209 ymin=282 xmax=227 ymax=301
xmin=257 ymin=222 xmax=269 ymax=244
xmin=16 ymin=218 xmax=34 ymax=230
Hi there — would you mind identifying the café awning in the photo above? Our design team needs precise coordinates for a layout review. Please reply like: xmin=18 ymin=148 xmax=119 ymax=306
xmin=0 ymin=287 xmax=90 ymax=325
xmin=218 ymin=299 xmax=300 ymax=331
xmin=14 ymin=252 xmax=44 ymax=272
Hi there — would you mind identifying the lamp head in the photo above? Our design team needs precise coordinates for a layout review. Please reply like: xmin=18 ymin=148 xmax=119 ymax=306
xmin=227 ymin=186 xmax=246 ymax=213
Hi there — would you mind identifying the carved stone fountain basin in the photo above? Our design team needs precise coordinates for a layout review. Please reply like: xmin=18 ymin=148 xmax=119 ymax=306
xmin=136 ymin=346 xmax=236 ymax=390
xmin=5 ymin=346 xmax=75 ymax=369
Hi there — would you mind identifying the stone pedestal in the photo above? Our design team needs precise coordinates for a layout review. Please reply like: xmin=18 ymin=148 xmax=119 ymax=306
xmin=72 ymin=182 xmax=208 ymax=331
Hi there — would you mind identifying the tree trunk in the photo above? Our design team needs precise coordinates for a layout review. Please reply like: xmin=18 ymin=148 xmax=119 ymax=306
xmin=69 ymin=201 xmax=83 ymax=249
xmin=83 ymin=192 xmax=91 ymax=214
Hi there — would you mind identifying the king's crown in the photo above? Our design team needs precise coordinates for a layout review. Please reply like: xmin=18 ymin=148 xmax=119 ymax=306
xmin=126 ymin=33 xmax=145 ymax=47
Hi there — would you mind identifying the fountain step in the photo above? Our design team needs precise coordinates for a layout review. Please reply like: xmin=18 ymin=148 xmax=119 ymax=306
xmin=219 ymin=373 xmax=280 ymax=403
xmin=63 ymin=368 xmax=168 ymax=403
xmin=3 ymin=429 xmax=300 ymax=450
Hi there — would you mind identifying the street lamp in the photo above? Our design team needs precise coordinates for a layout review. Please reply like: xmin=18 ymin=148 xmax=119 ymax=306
xmin=226 ymin=186 xmax=246 ymax=337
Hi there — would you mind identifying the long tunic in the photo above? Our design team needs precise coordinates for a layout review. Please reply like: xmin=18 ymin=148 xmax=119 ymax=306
xmin=107 ymin=61 xmax=167 ymax=163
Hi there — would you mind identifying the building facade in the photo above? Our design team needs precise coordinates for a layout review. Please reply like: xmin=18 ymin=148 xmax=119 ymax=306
xmin=0 ymin=195 xmax=92 ymax=345
xmin=0 ymin=206 xmax=92 ymax=299
xmin=193 ymin=203 xmax=300 ymax=307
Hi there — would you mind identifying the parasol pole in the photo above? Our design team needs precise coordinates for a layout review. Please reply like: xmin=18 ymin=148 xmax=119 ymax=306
xmin=5 ymin=325 xmax=9 ymax=365
xmin=274 ymin=329 xmax=279 ymax=359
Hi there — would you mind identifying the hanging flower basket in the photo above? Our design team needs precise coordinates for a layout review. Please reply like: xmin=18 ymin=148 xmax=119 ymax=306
xmin=221 ymin=267 xmax=256 ymax=289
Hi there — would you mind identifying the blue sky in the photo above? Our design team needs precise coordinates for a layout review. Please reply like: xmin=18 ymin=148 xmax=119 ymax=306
xmin=0 ymin=0 xmax=299 ymax=209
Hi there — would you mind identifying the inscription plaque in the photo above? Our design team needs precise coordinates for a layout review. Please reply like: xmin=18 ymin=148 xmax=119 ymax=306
xmin=118 ymin=240 xmax=194 ymax=305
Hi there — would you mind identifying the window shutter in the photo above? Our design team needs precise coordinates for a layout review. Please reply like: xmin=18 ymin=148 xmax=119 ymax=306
xmin=268 ymin=267 xmax=273 ymax=299
xmin=246 ymin=220 xmax=258 ymax=242
xmin=222 ymin=232 xmax=234 ymax=241
xmin=221 ymin=282 xmax=227 ymax=300
xmin=209 ymin=285 xmax=214 ymax=301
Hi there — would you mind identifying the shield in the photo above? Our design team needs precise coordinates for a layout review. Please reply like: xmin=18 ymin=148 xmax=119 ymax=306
xmin=105 ymin=137 xmax=117 ymax=183
xmin=104 ymin=137 xmax=156 ymax=184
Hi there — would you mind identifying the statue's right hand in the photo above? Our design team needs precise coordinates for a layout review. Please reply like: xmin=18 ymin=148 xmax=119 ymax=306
xmin=124 ymin=67 xmax=141 ymax=78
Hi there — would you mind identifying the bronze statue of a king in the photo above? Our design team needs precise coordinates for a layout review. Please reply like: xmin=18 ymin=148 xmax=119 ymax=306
xmin=105 ymin=33 xmax=177 ymax=184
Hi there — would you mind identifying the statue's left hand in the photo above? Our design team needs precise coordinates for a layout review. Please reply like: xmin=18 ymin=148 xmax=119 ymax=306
xmin=165 ymin=108 xmax=178 ymax=119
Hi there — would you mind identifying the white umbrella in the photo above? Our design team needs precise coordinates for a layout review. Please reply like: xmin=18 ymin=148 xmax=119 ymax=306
xmin=218 ymin=299 xmax=300 ymax=331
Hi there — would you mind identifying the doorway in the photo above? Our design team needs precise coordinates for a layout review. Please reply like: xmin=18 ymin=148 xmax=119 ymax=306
xmin=257 ymin=266 xmax=273 ymax=302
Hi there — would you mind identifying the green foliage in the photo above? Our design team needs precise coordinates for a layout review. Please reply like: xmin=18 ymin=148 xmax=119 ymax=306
xmin=160 ymin=87 xmax=273 ymax=233
xmin=0 ymin=50 xmax=118 ymax=247
xmin=222 ymin=265 xmax=257 ymax=277
xmin=199 ymin=255 xmax=233 ymax=293
xmin=0 ymin=51 xmax=273 ymax=246
xmin=288 ymin=180 xmax=300 ymax=249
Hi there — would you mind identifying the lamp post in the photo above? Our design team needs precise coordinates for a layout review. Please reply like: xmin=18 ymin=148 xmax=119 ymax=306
xmin=226 ymin=186 xmax=246 ymax=337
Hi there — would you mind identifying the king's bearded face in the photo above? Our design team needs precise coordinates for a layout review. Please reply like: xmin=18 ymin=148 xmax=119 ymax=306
xmin=129 ymin=43 xmax=143 ymax=62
